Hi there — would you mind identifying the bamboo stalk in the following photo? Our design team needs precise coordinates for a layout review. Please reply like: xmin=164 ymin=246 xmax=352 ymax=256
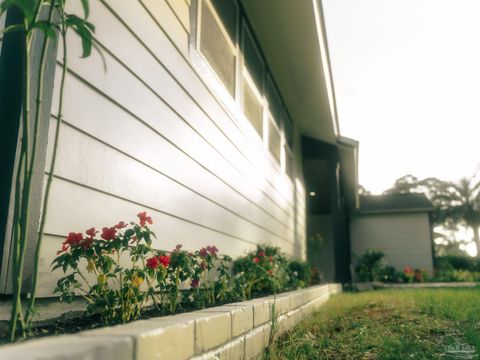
xmin=24 ymin=2 xmax=58 ymax=329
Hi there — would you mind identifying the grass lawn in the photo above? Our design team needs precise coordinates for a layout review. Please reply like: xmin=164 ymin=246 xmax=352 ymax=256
xmin=264 ymin=288 xmax=480 ymax=359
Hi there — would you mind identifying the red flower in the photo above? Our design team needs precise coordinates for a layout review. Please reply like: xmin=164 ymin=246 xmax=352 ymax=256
xmin=404 ymin=266 xmax=414 ymax=274
xmin=258 ymin=251 xmax=266 ymax=257
xmin=199 ymin=247 xmax=208 ymax=258
xmin=65 ymin=232 xmax=83 ymax=246
xmin=137 ymin=211 xmax=153 ymax=226
xmin=158 ymin=255 xmax=170 ymax=268
xmin=86 ymin=227 xmax=98 ymax=237
xmin=101 ymin=227 xmax=117 ymax=241
xmin=269 ymin=256 xmax=273 ymax=263
xmin=81 ymin=237 xmax=94 ymax=249
xmin=253 ymin=257 xmax=260 ymax=264
xmin=191 ymin=278 xmax=200 ymax=288
xmin=114 ymin=221 xmax=127 ymax=229
xmin=146 ymin=256 xmax=160 ymax=269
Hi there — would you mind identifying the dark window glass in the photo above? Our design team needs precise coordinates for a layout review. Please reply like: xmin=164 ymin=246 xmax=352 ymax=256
xmin=212 ymin=0 xmax=237 ymax=40
xmin=200 ymin=1 xmax=236 ymax=96
xmin=283 ymin=112 xmax=294 ymax=148
xmin=266 ymin=75 xmax=283 ymax=128
xmin=243 ymin=27 xmax=264 ymax=91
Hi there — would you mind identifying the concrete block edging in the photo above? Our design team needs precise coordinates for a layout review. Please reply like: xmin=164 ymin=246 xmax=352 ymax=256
xmin=1 ymin=283 xmax=342 ymax=360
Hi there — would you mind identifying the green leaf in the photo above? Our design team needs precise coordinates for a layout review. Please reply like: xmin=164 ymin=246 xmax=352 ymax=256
xmin=32 ymin=20 xmax=56 ymax=39
xmin=79 ymin=0 xmax=89 ymax=18
xmin=65 ymin=14 xmax=94 ymax=58
xmin=0 ymin=23 xmax=24 ymax=36
xmin=1 ymin=0 xmax=37 ymax=25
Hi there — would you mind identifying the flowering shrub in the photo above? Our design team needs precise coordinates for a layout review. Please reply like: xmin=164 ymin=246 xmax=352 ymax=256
xmin=52 ymin=212 xmax=158 ymax=325
xmin=52 ymin=213 xmax=316 ymax=326
xmin=233 ymin=245 xmax=293 ymax=299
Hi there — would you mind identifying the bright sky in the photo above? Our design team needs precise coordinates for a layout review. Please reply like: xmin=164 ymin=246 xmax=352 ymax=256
xmin=323 ymin=0 xmax=480 ymax=195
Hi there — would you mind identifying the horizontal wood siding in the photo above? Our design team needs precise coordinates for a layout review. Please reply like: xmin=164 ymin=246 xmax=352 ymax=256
xmin=350 ymin=213 xmax=434 ymax=274
xmin=35 ymin=0 xmax=305 ymax=296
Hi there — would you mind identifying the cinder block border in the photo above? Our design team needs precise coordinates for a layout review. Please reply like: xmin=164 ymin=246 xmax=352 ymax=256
xmin=1 ymin=284 xmax=342 ymax=360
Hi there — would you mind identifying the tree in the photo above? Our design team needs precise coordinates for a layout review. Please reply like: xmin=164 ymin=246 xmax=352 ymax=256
xmin=383 ymin=175 xmax=420 ymax=195
xmin=384 ymin=172 xmax=480 ymax=257
xmin=358 ymin=184 xmax=371 ymax=196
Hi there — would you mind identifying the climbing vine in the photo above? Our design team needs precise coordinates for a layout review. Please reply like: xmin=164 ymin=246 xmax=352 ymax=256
xmin=0 ymin=0 xmax=96 ymax=341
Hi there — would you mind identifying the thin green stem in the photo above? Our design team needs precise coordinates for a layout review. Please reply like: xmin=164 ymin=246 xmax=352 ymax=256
xmin=25 ymin=1 xmax=66 ymax=328
xmin=9 ymin=16 xmax=32 ymax=342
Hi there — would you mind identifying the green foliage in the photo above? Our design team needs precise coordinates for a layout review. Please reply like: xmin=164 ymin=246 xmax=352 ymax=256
xmin=2 ymin=0 xmax=101 ymax=341
xmin=52 ymin=215 xmax=158 ymax=325
xmin=52 ymin=222 xmax=315 ymax=326
xmin=287 ymin=260 xmax=312 ymax=288
xmin=354 ymin=249 xmax=387 ymax=282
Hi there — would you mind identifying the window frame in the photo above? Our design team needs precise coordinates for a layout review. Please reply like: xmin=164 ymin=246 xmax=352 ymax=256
xmin=190 ymin=0 xmax=294 ymax=176
xmin=192 ymin=0 xmax=239 ymax=104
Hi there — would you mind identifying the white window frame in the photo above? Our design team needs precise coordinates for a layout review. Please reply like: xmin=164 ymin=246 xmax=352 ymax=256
xmin=241 ymin=68 xmax=265 ymax=140
xmin=189 ymin=0 xmax=294 ymax=176
xmin=191 ymin=0 xmax=240 ymax=109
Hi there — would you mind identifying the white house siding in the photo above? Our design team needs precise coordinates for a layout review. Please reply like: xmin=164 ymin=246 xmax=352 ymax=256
xmin=34 ymin=0 xmax=305 ymax=296
xmin=350 ymin=212 xmax=433 ymax=274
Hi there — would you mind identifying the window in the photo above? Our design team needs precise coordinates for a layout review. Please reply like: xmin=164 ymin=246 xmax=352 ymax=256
xmin=242 ymin=72 xmax=263 ymax=136
xmin=198 ymin=0 xmax=237 ymax=96
xmin=268 ymin=114 xmax=281 ymax=163
xmin=193 ymin=0 xmax=294 ymax=176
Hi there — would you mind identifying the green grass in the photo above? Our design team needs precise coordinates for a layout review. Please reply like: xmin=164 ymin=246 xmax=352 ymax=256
xmin=264 ymin=288 xmax=480 ymax=359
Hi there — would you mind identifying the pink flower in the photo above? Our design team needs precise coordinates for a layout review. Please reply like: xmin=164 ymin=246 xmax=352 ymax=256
xmin=137 ymin=211 xmax=153 ymax=226
xmin=57 ymin=243 xmax=69 ymax=255
xmin=199 ymin=247 xmax=208 ymax=258
xmin=253 ymin=257 xmax=260 ymax=264
xmin=258 ymin=251 xmax=265 ymax=257
xmin=207 ymin=245 xmax=218 ymax=257
xmin=101 ymin=227 xmax=117 ymax=241
xmin=114 ymin=221 xmax=127 ymax=229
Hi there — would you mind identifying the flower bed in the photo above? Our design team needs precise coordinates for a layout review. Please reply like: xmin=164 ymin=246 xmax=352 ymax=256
xmin=2 ymin=284 xmax=342 ymax=360
xmin=4 ymin=212 xmax=322 ymax=343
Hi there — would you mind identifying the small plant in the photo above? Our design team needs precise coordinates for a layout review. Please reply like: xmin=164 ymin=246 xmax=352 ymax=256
xmin=288 ymin=260 xmax=312 ymax=288
xmin=233 ymin=245 xmax=296 ymax=298
xmin=355 ymin=249 xmax=386 ymax=282
xmin=52 ymin=212 xmax=158 ymax=325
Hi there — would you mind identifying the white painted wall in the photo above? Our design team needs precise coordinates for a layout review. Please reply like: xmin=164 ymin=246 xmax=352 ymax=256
xmin=350 ymin=212 xmax=434 ymax=274
xmin=33 ymin=0 xmax=305 ymax=296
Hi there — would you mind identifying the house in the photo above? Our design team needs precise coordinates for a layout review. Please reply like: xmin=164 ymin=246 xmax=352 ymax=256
xmin=0 ymin=0 xmax=359 ymax=297
xmin=350 ymin=194 xmax=435 ymax=275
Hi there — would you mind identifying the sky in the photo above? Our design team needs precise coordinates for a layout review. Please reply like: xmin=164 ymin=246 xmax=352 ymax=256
xmin=323 ymin=0 xmax=480 ymax=195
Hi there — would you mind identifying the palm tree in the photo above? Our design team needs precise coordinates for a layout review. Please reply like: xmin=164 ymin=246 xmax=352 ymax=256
xmin=420 ymin=175 xmax=480 ymax=257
